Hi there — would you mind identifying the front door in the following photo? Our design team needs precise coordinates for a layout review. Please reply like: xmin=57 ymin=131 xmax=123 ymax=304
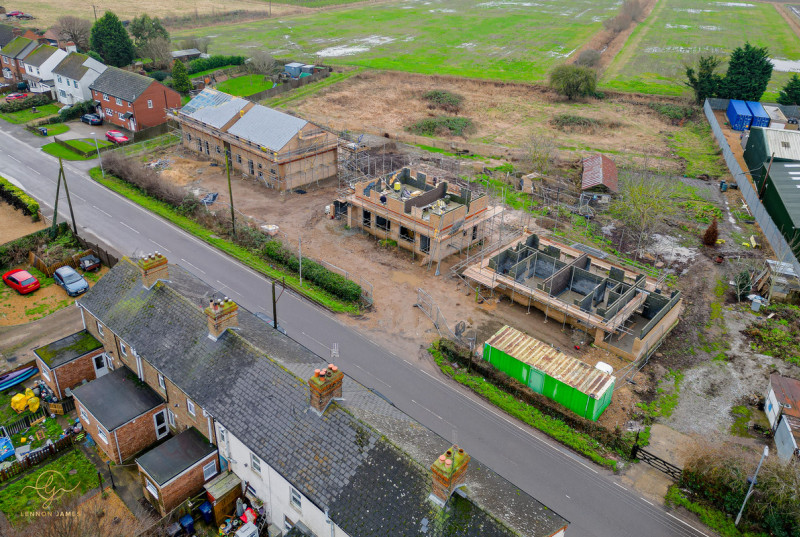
xmin=93 ymin=354 xmax=109 ymax=378
xmin=154 ymin=410 xmax=168 ymax=439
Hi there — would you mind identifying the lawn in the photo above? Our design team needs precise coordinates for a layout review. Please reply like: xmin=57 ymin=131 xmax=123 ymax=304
xmin=175 ymin=0 xmax=620 ymax=83
xmin=0 ymin=104 xmax=61 ymax=124
xmin=216 ymin=74 xmax=275 ymax=96
xmin=41 ymin=143 xmax=95 ymax=161
xmin=63 ymin=138 xmax=113 ymax=155
xmin=0 ymin=448 xmax=98 ymax=524
xmin=33 ymin=123 xmax=69 ymax=137
xmin=189 ymin=64 xmax=240 ymax=79
xmin=602 ymin=0 xmax=800 ymax=99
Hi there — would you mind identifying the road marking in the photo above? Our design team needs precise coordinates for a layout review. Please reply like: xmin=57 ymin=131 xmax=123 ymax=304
xmin=302 ymin=331 xmax=332 ymax=351
xmin=180 ymin=258 xmax=206 ymax=274
xmin=666 ymin=512 xmax=710 ymax=537
xmin=32 ymin=169 xmax=41 ymax=175
xmin=72 ymin=193 xmax=86 ymax=202
xmin=119 ymin=221 xmax=140 ymax=234
xmin=149 ymin=239 xmax=171 ymax=253
xmin=92 ymin=205 xmax=113 ymax=218
xmin=411 ymin=399 xmax=455 ymax=427
xmin=8 ymin=155 xmax=21 ymax=163
xmin=641 ymin=498 xmax=654 ymax=506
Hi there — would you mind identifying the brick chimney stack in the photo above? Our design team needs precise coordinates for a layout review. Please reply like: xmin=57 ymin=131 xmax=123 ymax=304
xmin=137 ymin=252 xmax=168 ymax=289
xmin=11 ymin=27 xmax=23 ymax=38
xmin=309 ymin=364 xmax=343 ymax=414
xmin=430 ymin=445 xmax=470 ymax=507
xmin=205 ymin=298 xmax=239 ymax=341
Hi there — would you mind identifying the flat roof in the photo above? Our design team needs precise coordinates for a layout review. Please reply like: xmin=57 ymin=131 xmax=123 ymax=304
xmin=72 ymin=367 xmax=164 ymax=430
xmin=137 ymin=427 xmax=216 ymax=486
xmin=485 ymin=325 xmax=615 ymax=399
xmin=771 ymin=373 xmax=800 ymax=420
xmin=33 ymin=330 xmax=102 ymax=368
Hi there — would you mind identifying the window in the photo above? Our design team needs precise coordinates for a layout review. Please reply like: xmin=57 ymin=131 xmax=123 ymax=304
xmin=362 ymin=209 xmax=371 ymax=228
xmin=290 ymin=487 xmax=302 ymax=510
xmin=97 ymin=426 xmax=109 ymax=444
xmin=158 ymin=373 xmax=165 ymax=390
xmin=248 ymin=160 xmax=254 ymax=175
xmin=186 ymin=133 xmax=192 ymax=141
xmin=41 ymin=366 xmax=51 ymax=382
xmin=283 ymin=517 xmax=293 ymax=533
xmin=80 ymin=407 xmax=89 ymax=424
xmin=147 ymin=99 xmax=153 ymax=109
xmin=270 ymin=168 xmax=277 ymax=176
xmin=57 ymin=75 xmax=62 ymax=83
xmin=187 ymin=399 xmax=196 ymax=416
xmin=115 ymin=97 xmax=122 ymax=105
xmin=103 ymin=93 xmax=109 ymax=101
xmin=2 ymin=57 xmax=6 ymax=64
xmin=120 ymin=342 xmax=127 ymax=356
xmin=236 ymin=154 xmax=242 ymax=164
xmin=258 ymin=172 xmax=263 ymax=179
xmin=167 ymin=409 xmax=176 ymax=427
xmin=215 ymin=145 xmax=221 ymax=154
xmin=74 ymin=81 xmax=79 ymax=89
xmin=118 ymin=112 xmax=125 ymax=119
xmin=145 ymin=478 xmax=158 ymax=498
xmin=257 ymin=163 xmax=262 ymax=169
xmin=96 ymin=321 xmax=104 ymax=337
xmin=250 ymin=452 xmax=261 ymax=474
xmin=202 ymin=460 xmax=217 ymax=480
xmin=472 ymin=225 xmax=478 ymax=241
xmin=59 ymin=89 xmax=66 ymax=98
xmin=128 ymin=101 xmax=131 ymax=108
xmin=105 ymin=107 xmax=112 ymax=116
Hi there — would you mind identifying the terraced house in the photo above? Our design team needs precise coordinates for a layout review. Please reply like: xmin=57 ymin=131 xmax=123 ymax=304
xmin=74 ymin=254 xmax=569 ymax=535
xmin=52 ymin=52 xmax=107 ymax=106
xmin=18 ymin=43 xmax=67 ymax=98
xmin=0 ymin=36 xmax=37 ymax=83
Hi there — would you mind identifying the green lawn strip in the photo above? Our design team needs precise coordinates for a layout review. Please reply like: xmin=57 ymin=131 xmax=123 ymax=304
xmin=0 ymin=448 xmax=98 ymax=524
xmin=189 ymin=65 xmax=239 ymax=79
xmin=216 ymin=74 xmax=275 ymax=97
xmin=87 ymin=168 xmax=360 ymax=314
xmin=0 ymin=104 xmax=61 ymax=125
xmin=665 ymin=485 xmax=769 ymax=537
xmin=669 ymin=122 xmax=727 ymax=179
xmin=32 ymin=123 xmax=69 ymax=136
xmin=429 ymin=342 xmax=618 ymax=470
xmin=41 ymin=143 xmax=95 ymax=161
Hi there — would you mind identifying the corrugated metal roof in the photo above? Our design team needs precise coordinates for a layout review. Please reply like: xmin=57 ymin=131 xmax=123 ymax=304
xmin=771 ymin=373 xmax=800 ymax=420
xmin=767 ymin=259 xmax=798 ymax=277
xmin=180 ymin=88 xmax=249 ymax=129
xmin=581 ymin=154 xmax=618 ymax=193
xmin=485 ymin=325 xmax=615 ymax=399
xmin=765 ymin=161 xmax=800 ymax=228
xmin=757 ymin=127 xmax=800 ymax=161
xmin=227 ymin=104 xmax=307 ymax=152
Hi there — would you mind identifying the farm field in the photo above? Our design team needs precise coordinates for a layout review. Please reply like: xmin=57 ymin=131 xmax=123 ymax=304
xmin=175 ymin=0 xmax=620 ymax=82
xmin=603 ymin=0 xmax=800 ymax=99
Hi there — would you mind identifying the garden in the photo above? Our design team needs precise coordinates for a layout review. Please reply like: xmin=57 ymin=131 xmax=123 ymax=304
xmin=216 ymin=74 xmax=276 ymax=97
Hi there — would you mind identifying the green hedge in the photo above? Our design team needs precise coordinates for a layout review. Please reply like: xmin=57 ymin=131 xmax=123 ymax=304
xmin=187 ymin=55 xmax=246 ymax=75
xmin=0 ymin=176 xmax=39 ymax=219
xmin=58 ymin=100 xmax=96 ymax=122
xmin=0 ymin=94 xmax=50 ymax=113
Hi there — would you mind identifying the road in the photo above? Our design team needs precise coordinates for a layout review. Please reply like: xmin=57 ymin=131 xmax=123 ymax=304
xmin=0 ymin=123 xmax=708 ymax=537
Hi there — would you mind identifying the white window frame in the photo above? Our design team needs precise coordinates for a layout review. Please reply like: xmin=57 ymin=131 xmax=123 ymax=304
xmin=250 ymin=452 xmax=261 ymax=474
xmin=103 ymin=93 xmax=109 ymax=101
xmin=158 ymin=373 xmax=165 ymax=390
xmin=202 ymin=460 xmax=217 ymax=481
xmin=145 ymin=478 xmax=158 ymax=498
xmin=97 ymin=426 xmax=109 ymax=444
xmin=40 ymin=365 xmax=51 ymax=382
xmin=167 ymin=409 xmax=176 ymax=427
xmin=115 ymin=97 xmax=122 ymax=105
xmin=147 ymin=99 xmax=153 ymax=109
xmin=80 ymin=407 xmax=89 ymax=424
xmin=284 ymin=518 xmax=293 ymax=533
xmin=120 ymin=341 xmax=127 ymax=356
xmin=96 ymin=321 xmax=104 ymax=337
xmin=187 ymin=399 xmax=196 ymax=416
xmin=118 ymin=111 xmax=124 ymax=119
xmin=74 ymin=81 xmax=79 ymax=89
xmin=57 ymin=75 xmax=62 ymax=83
xmin=290 ymin=487 xmax=302 ymax=510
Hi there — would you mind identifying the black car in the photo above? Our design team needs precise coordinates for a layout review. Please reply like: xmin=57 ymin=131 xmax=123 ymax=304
xmin=80 ymin=113 xmax=102 ymax=126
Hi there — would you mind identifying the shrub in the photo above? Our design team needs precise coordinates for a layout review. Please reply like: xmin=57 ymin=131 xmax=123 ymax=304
xmin=702 ymin=218 xmax=718 ymax=246
xmin=0 ymin=225 xmax=69 ymax=270
xmin=149 ymin=70 xmax=169 ymax=82
xmin=551 ymin=113 xmax=599 ymax=129
xmin=407 ymin=116 xmax=475 ymax=137
xmin=101 ymin=151 xmax=187 ymax=207
xmin=648 ymin=102 xmax=697 ymax=122
xmin=0 ymin=175 xmax=40 ymax=218
xmin=576 ymin=49 xmax=601 ymax=68
xmin=0 ymin=94 xmax=50 ymax=113
xmin=549 ymin=64 xmax=597 ymax=100
xmin=58 ymin=100 xmax=96 ymax=122
xmin=422 ymin=90 xmax=464 ymax=113
xmin=187 ymin=55 xmax=246 ymax=75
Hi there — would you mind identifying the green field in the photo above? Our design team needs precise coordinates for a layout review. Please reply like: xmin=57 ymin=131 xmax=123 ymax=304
xmin=603 ymin=0 xmax=800 ymax=99
xmin=176 ymin=0 xmax=619 ymax=82
xmin=216 ymin=74 xmax=276 ymax=96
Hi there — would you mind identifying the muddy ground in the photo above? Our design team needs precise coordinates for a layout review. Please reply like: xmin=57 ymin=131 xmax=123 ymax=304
xmin=0 ymin=203 xmax=45 ymax=244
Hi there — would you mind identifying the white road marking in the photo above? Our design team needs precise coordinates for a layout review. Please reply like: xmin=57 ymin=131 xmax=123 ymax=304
xmin=302 ymin=331 xmax=332 ymax=351
xmin=641 ymin=498 xmax=654 ymax=506
xmin=72 ymin=193 xmax=86 ymax=202
xmin=119 ymin=221 xmax=140 ymax=234
xmin=32 ymin=169 xmax=41 ymax=175
xmin=411 ymin=399 xmax=455 ymax=427
xmin=8 ymin=155 xmax=21 ymax=163
xmin=93 ymin=205 xmax=113 ymax=218
xmin=180 ymin=258 xmax=206 ymax=274
xmin=149 ymin=239 xmax=171 ymax=253
xmin=667 ymin=512 xmax=711 ymax=537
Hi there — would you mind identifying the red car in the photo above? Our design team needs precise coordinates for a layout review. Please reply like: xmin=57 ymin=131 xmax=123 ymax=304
xmin=6 ymin=93 xmax=28 ymax=101
xmin=105 ymin=130 xmax=129 ymax=144
xmin=2 ymin=269 xmax=40 ymax=294
xmin=6 ymin=10 xmax=22 ymax=16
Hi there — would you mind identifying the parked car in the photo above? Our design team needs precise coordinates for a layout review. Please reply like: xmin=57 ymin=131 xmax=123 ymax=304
xmin=2 ymin=269 xmax=40 ymax=294
xmin=6 ymin=93 xmax=28 ymax=101
xmin=81 ymin=114 xmax=102 ymax=126
xmin=6 ymin=11 xmax=22 ymax=16
xmin=78 ymin=254 xmax=101 ymax=272
xmin=105 ymin=130 xmax=129 ymax=144
xmin=53 ymin=266 xmax=89 ymax=297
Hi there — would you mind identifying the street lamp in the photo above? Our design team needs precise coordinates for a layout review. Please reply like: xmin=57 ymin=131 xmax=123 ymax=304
xmin=735 ymin=445 xmax=769 ymax=526
xmin=90 ymin=132 xmax=104 ymax=178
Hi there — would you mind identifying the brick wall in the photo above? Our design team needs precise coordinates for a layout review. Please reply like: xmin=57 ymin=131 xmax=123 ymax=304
xmin=36 ymin=350 xmax=103 ymax=399
xmin=141 ymin=452 xmax=219 ymax=516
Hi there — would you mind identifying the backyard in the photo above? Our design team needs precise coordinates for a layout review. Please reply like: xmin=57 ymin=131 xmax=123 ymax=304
xmin=216 ymin=74 xmax=276 ymax=96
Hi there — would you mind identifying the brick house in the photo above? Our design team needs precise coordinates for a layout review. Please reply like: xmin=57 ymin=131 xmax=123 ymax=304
xmin=174 ymin=88 xmax=338 ymax=191
xmin=89 ymin=66 xmax=180 ymax=132
xmin=33 ymin=330 xmax=105 ymax=400
xmin=72 ymin=366 xmax=167 ymax=464
xmin=19 ymin=43 xmax=67 ymax=97
xmin=1 ymin=37 xmax=37 ymax=83
xmin=137 ymin=427 xmax=218 ymax=516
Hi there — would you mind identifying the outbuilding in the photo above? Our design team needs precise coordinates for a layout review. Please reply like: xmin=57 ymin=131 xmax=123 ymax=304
xmin=764 ymin=374 xmax=800 ymax=461
xmin=581 ymin=154 xmax=618 ymax=193
xmin=33 ymin=330 xmax=105 ymax=400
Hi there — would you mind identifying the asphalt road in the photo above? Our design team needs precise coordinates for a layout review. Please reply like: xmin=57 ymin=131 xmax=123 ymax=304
xmin=0 ymin=123 xmax=709 ymax=537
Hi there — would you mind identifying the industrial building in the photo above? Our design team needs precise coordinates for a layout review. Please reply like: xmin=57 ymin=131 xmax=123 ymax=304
xmin=174 ymin=88 xmax=337 ymax=191
xmin=345 ymin=167 xmax=502 ymax=263
xmin=461 ymin=233 xmax=682 ymax=361
xmin=484 ymin=326 xmax=615 ymax=421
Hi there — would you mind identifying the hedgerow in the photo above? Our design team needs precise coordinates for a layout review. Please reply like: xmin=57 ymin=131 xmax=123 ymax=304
xmin=0 ymin=175 xmax=39 ymax=218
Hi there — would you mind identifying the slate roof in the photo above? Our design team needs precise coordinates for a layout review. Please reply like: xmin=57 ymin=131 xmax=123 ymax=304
xmin=21 ymin=44 xmax=57 ymax=67
xmin=1 ymin=37 xmax=35 ymax=59
xmin=180 ymin=88 xmax=249 ymax=129
xmin=33 ymin=330 xmax=102 ymax=368
xmin=226 ymin=102 xmax=307 ymax=151
xmin=52 ymin=52 xmax=90 ymax=80
xmin=72 ymin=366 xmax=164 ymax=430
xmin=0 ymin=25 xmax=15 ymax=49
xmin=581 ymin=154 xmax=618 ymax=193
xmin=90 ymin=66 xmax=154 ymax=102
xmin=137 ymin=427 xmax=216 ymax=485
xmin=78 ymin=260 xmax=569 ymax=537
xmin=171 ymin=48 xmax=201 ymax=59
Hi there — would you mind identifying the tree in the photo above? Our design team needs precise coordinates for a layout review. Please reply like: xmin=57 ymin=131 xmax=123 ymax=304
xmin=549 ymin=64 xmax=597 ymax=100
xmin=610 ymin=172 xmax=677 ymax=258
xmin=685 ymin=55 xmax=723 ymax=105
xmin=90 ymin=12 xmax=136 ymax=67
xmin=53 ymin=16 xmax=91 ymax=51
xmin=180 ymin=36 xmax=211 ymax=54
xmin=702 ymin=218 xmax=718 ymax=246
xmin=248 ymin=50 xmax=276 ymax=76
xmin=129 ymin=14 xmax=169 ymax=49
xmin=172 ymin=59 xmax=192 ymax=93
xmin=778 ymin=74 xmax=800 ymax=106
xmin=575 ymin=49 xmax=601 ymax=68
xmin=140 ymin=36 xmax=172 ymax=70
xmin=720 ymin=42 xmax=773 ymax=101
xmin=523 ymin=133 xmax=557 ymax=176
xmin=87 ymin=51 xmax=104 ymax=63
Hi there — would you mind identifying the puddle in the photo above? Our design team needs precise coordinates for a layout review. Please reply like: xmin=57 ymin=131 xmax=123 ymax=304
xmin=699 ymin=25 xmax=721 ymax=31
xmin=674 ymin=8 xmax=716 ymax=13
xmin=478 ymin=1 xmax=541 ymax=6
xmin=714 ymin=2 xmax=754 ymax=6
xmin=316 ymin=36 xmax=395 ymax=57
xmin=645 ymin=45 xmax=724 ymax=54
xmin=457 ymin=42 xmax=478 ymax=49
xmin=666 ymin=23 xmax=690 ymax=29
xmin=429 ymin=8 xmax=456 ymax=12
xmin=770 ymin=58 xmax=800 ymax=73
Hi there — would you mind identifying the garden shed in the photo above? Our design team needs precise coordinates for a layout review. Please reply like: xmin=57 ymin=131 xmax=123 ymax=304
xmin=484 ymin=326 xmax=615 ymax=421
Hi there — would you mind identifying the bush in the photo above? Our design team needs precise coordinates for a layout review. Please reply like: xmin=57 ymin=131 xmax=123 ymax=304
xmin=0 ymin=94 xmax=50 ymax=113
xmin=648 ymin=102 xmax=697 ymax=122
xmin=101 ymin=151 xmax=187 ymax=207
xmin=187 ymin=55 xmax=246 ymax=75
xmin=576 ymin=49 xmax=601 ymax=68
xmin=0 ymin=175 xmax=40 ymax=218
xmin=58 ymin=100 xmax=96 ymax=122
xmin=0 ymin=225 xmax=69 ymax=270
xmin=422 ymin=90 xmax=464 ymax=113
xmin=702 ymin=218 xmax=718 ymax=246
xmin=551 ymin=113 xmax=599 ymax=129
xmin=549 ymin=64 xmax=597 ymax=100
xmin=149 ymin=70 xmax=169 ymax=81
xmin=407 ymin=116 xmax=475 ymax=137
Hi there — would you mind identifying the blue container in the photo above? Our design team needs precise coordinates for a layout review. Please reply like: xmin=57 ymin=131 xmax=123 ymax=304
xmin=746 ymin=101 xmax=770 ymax=128
xmin=727 ymin=99 xmax=753 ymax=131
xmin=198 ymin=501 xmax=213 ymax=524
xmin=284 ymin=62 xmax=304 ymax=78
xmin=179 ymin=514 xmax=195 ymax=534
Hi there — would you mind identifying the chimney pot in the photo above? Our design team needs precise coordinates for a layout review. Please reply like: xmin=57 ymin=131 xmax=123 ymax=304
xmin=431 ymin=445 xmax=470 ymax=505
xmin=205 ymin=295 xmax=239 ymax=340
xmin=439 ymin=455 xmax=446 ymax=463
xmin=308 ymin=363 xmax=344 ymax=413
xmin=321 ymin=369 xmax=328 ymax=377
xmin=314 ymin=369 xmax=321 ymax=377
xmin=137 ymin=252 xmax=169 ymax=289
xmin=445 ymin=459 xmax=452 ymax=467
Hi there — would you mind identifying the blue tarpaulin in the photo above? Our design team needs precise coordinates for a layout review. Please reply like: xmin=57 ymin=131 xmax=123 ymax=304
xmin=0 ymin=437 xmax=14 ymax=462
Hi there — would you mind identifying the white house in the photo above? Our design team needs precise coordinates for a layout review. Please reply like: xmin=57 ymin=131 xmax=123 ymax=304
xmin=51 ymin=52 xmax=107 ymax=106
xmin=19 ymin=44 xmax=67 ymax=98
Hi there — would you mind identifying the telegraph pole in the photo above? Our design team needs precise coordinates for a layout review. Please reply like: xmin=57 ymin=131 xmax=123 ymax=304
xmin=225 ymin=152 xmax=236 ymax=237
xmin=60 ymin=161 xmax=78 ymax=234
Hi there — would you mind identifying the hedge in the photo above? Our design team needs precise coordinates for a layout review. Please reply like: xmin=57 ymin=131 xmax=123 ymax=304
xmin=187 ymin=55 xmax=246 ymax=75
xmin=58 ymin=100 xmax=97 ymax=122
xmin=0 ymin=176 xmax=39 ymax=219
xmin=0 ymin=94 xmax=51 ymax=113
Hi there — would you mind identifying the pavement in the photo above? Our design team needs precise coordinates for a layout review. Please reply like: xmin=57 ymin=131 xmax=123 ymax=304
xmin=0 ymin=120 xmax=711 ymax=537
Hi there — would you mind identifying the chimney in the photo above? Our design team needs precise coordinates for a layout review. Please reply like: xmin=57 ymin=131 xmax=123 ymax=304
xmin=137 ymin=252 xmax=168 ymax=289
xmin=12 ymin=27 xmax=23 ymax=37
xmin=308 ymin=364 xmax=343 ymax=414
xmin=205 ymin=298 xmax=239 ymax=340
xmin=430 ymin=445 xmax=470 ymax=507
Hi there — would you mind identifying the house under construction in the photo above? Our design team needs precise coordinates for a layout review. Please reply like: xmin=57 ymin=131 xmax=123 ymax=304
xmin=460 ymin=233 xmax=682 ymax=361
xmin=344 ymin=167 xmax=502 ymax=264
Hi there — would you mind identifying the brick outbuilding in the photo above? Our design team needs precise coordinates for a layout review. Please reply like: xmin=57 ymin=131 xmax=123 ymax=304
xmin=33 ymin=330 xmax=105 ymax=400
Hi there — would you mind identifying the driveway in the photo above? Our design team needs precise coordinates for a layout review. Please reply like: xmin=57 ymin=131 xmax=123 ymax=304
xmin=57 ymin=120 xmax=108 ymax=143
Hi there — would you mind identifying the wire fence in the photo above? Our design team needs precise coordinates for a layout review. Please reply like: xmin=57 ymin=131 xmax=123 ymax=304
xmin=703 ymin=99 xmax=800 ymax=277
xmin=108 ymin=132 xmax=182 ymax=158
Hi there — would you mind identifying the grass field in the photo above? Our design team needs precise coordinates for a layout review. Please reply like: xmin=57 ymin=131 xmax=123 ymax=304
xmin=0 ymin=104 xmax=61 ymax=125
xmin=603 ymin=0 xmax=800 ymax=99
xmin=216 ymin=74 xmax=276 ymax=96
xmin=176 ymin=0 xmax=620 ymax=82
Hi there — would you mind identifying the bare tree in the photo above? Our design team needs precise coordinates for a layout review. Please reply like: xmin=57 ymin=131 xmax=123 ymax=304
xmin=180 ymin=37 xmax=211 ymax=53
xmin=139 ymin=37 xmax=172 ymax=70
xmin=54 ymin=16 xmax=92 ymax=51
xmin=523 ymin=132 xmax=557 ymax=176
xmin=248 ymin=49 xmax=276 ymax=76
xmin=610 ymin=172 xmax=677 ymax=258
